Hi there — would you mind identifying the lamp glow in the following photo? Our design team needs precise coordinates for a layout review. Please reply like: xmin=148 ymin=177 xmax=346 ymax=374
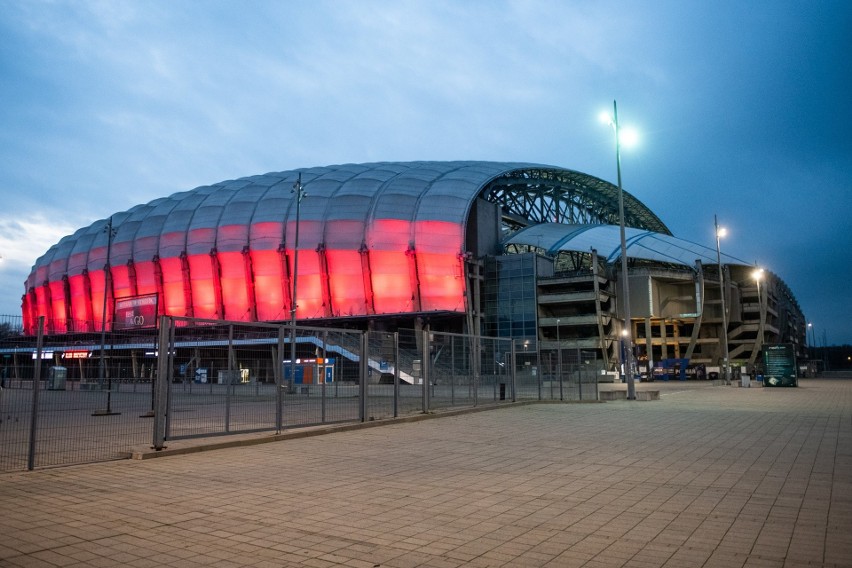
xmin=619 ymin=127 xmax=639 ymax=147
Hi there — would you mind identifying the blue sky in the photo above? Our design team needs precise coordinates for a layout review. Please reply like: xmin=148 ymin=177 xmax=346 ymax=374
xmin=1 ymin=0 xmax=850 ymax=344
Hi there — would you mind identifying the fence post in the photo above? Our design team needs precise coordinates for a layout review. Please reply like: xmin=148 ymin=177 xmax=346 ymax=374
xmin=225 ymin=324 xmax=234 ymax=433
xmin=359 ymin=332 xmax=368 ymax=422
xmin=558 ymin=345 xmax=564 ymax=401
xmin=165 ymin=321 xmax=176 ymax=438
xmin=450 ymin=335 xmax=456 ymax=406
xmin=393 ymin=332 xmax=399 ymax=418
xmin=510 ymin=339 xmax=517 ymax=402
xmin=153 ymin=316 xmax=171 ymax=450
xmin=27 ymin=316 xmax=45 ymax=471
xmin=594 ymin=362 xmax=599 ymax=401
xmin=276 ymin=326 xmax=285 ymax=432
xmin=537 ymin=341 xmax=542 ymax=401
xmin=321 ymin=331 xmax=328 ymax=424
xmin=422 ymin=327 xmax=430 ymax=413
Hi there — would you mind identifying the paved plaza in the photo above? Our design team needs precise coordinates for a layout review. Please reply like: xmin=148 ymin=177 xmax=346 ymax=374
xmin=1 ymin=379 xmax=850 ymax=568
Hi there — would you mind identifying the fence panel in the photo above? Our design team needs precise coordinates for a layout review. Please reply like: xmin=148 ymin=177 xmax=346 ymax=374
xmin=164 ymin=320 xmax=364 ymax=438
xmin=363 ymin=331 xmax=394 ymax=421
xmin=0 ymin=322 xmax=155 ymax=471
xmin=0 ymin=382 xmax=33 ymax=471
xmin=537 ymin=347 xmax=603 ymax=401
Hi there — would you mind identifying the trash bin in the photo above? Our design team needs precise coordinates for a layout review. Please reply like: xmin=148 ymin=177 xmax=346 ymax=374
xmin=48 ymin=366 xmax=67 ymax=390
xmin=499 ymin=383 xmax=506 ymax=400
xmin=708 ymin=372 xmax=719 ymax=381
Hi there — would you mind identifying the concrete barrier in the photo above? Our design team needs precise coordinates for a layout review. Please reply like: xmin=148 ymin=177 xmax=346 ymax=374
xmin=599 ymin=390 xmax=627 ymax=401
xmin=636 ymin=390 xmax=660 ymax=401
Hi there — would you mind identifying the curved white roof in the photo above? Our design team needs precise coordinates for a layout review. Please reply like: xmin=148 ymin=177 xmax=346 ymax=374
xmin=504 ymin=223 xmax=748 ymax=266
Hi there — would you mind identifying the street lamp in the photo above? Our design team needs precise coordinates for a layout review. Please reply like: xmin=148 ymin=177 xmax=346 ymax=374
xmin=808 ymin=322 xmax=816 ymax=361
xmin=752 ymin=267 xmax=764 ymax=309
xmin=752 ymin=267 xmax=765 ymax=358
xmin=601 ymin=100 xmax=636 ymax=400
xmin=714 ymin=216 xmax=730 ymax=384
xmin=93 ymin=217 xmax=120 ymax=416
xmin=289 ymin=173 xmax=307 ymax=395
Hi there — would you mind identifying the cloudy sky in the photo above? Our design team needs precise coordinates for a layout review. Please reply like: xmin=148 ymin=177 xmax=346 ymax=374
xmin=1 ymin=0 xmax=850 ymax=344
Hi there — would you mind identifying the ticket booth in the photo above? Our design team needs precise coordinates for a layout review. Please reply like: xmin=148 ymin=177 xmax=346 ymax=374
xmin=283 ymin=358 xmax=335 ymax=384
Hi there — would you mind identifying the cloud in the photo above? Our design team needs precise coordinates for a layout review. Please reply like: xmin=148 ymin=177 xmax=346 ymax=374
xmin=0 ymin=213 xmax=79 ymax=315
xmin=0 ymin=214 xmax=77 ymax=268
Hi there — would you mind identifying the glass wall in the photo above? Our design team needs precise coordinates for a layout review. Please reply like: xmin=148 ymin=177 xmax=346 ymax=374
xmin=484 ymin=253 xmax=539 ymax=340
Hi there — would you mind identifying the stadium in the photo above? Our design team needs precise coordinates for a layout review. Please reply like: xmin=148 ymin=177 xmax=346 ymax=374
xmin=20 ymin=161 xmax=807 ymax=379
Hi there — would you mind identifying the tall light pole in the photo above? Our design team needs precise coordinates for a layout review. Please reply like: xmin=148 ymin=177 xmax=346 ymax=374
xmin=289 ymin=173 xmax=306 ymax=394
xmin=752 ymin=267 xmax=765 ymax=362
xmin=93 ymin=217 xmax=120 ymax=416
xmin=808 ymin=322 xmax=816 ymax=364
xmin=753 ymin=267 xmax=764 ymax=331
xmin=602 ymin=100 xmax=635 ymax=400
xmin=714 ymin=215 xmax=730 ymax=384
xmin=808 ymin=322 xmax=818 ymax=376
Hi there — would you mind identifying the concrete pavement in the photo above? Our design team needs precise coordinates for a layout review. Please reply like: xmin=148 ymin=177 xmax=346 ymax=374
xmin=1 ymin=379 xmax=850 ymax=567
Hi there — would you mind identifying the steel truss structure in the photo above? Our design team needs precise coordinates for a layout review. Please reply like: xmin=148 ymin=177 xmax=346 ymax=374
xmin=480 ymin=167 xmax=670 ymax=235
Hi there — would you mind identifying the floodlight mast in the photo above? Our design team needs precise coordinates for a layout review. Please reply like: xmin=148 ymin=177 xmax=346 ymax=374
xmin=602 ymin=100 xmax=636 ymax=400
xmin=714 ymin=215 xmax=730 ymax=384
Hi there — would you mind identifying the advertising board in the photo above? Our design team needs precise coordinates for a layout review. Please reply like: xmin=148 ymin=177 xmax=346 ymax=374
xmin=114 ymin=294 xmax=158 ymax=330
xmin=763 ymin=343 xmax=798 ymax=387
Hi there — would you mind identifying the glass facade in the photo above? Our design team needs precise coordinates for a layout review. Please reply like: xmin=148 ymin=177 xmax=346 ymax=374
xmin=484 ymin=253 xmax=539 ymax=340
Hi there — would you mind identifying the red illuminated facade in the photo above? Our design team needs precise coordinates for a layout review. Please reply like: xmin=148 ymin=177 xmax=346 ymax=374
xmin=22 ymin=161 xmax=668 ymax=335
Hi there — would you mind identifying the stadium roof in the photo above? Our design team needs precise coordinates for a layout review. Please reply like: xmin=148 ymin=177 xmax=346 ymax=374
xmin=23 ymin=161 xmax=673 ymax=331
xmin=31 ymin=161 xmax=669 ymax=279
xmin=504 ymin=223 xmax=748 ymax=267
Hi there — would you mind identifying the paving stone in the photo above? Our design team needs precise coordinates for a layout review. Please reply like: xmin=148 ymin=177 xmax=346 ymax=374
xmin=1 ymin=379 xmax=850 ymax=567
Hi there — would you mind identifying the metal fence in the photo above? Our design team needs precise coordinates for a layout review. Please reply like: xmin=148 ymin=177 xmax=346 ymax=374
xmin=1 ymin=316 xmax=601 ymax=472
xmin=0 ymin=317 xmax=156 ymax=472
